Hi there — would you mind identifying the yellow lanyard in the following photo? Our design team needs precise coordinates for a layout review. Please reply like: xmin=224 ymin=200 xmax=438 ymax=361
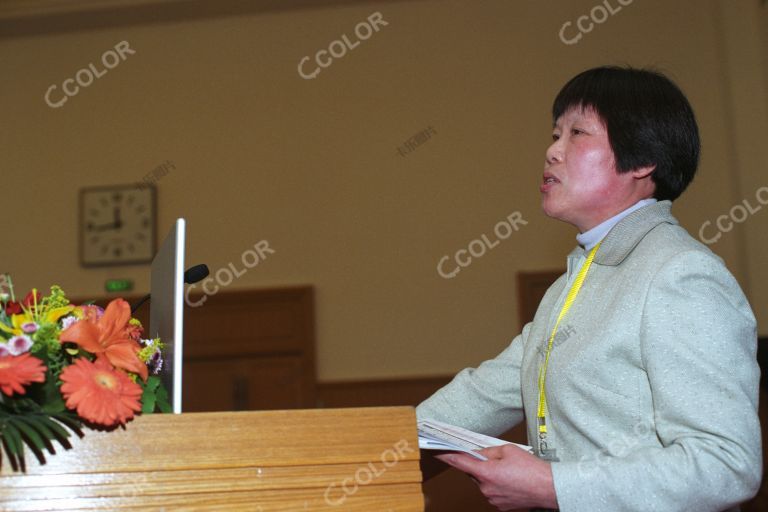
xmin=536 ymin=242 xmax=601 ymax=445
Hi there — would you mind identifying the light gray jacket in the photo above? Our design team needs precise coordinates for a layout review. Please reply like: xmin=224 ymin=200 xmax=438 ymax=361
xmin=417 ymin=201 xmax=762 ymax=511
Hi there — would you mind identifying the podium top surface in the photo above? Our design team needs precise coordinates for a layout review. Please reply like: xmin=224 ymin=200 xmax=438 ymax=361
xmin=1 ymin=406 xmax=420 ymax=475
xmin=0 ymin=407 xmax=424 ymax=511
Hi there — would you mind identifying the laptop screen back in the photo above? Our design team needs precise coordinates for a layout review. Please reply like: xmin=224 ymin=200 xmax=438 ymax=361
xmin=150 ymin=218 xmax=186 ymax=414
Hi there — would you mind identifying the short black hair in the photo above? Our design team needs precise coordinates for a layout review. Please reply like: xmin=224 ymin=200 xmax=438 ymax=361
xmin=552 ymin=66 xmax=700 ymax=201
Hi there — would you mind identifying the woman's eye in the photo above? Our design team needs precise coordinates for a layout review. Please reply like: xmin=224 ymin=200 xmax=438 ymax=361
xmin=551 ymin=133 xmax=560 ymax=141
xmin=571 ymin=128 xmax=583 ymax=136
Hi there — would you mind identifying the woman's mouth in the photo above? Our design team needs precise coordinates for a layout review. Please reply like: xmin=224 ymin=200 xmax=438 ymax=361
xmin=541 ymin=173 xmax=560 ymax=192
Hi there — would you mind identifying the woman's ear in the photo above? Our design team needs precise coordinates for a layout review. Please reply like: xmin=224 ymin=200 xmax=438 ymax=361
xmin=631 ymin=165 xmax=656 ymax=180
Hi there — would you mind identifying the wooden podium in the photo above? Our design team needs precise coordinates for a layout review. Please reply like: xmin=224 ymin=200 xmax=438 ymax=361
xmin=0 ymin=407 xmax=424 ymax=511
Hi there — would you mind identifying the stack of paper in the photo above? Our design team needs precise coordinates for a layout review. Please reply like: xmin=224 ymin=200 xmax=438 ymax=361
xmin=417 ymin=419 xmax=533 ymax=461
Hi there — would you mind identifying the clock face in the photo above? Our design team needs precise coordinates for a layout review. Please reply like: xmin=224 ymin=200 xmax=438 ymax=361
xmin=79 ymin=185 xmax=157 ymax=266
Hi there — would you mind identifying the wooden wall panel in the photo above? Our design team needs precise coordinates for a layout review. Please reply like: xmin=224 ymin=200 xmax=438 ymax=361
xmin=183 ymin=286 xmax=316 ymax=411
xmin=80 ymin=286 xmax=316 ymax=412
xmin=317 ymin=376 xmax=453 ymax=409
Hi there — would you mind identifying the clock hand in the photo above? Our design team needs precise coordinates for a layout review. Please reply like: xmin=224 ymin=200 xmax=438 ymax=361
xmin=89 ymin=222 xmax=119 ymax=232
xmin=113 ymin=207 xmax=123 ymax=230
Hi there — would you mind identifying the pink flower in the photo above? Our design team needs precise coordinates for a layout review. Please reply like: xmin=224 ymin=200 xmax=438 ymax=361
xmin=61 ymin=316 xmax=78 ymax=330
xmin=79 ymin=305 xmax=105 ymax=321
xmin=8 ymin=335 xmax=33 ymax=355
xmin=125 ymin=322 xmax=142 ymax=342
xmin=21 ymin=322 xmax=38 ymax=334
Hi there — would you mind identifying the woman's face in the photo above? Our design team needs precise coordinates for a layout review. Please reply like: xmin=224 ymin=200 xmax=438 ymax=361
xmin=541 ymin=107 xmax=644 ymax=232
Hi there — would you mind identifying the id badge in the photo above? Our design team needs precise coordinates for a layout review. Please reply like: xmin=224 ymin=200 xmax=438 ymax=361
xmin=539 ymin=447 xmax=560 ymax=462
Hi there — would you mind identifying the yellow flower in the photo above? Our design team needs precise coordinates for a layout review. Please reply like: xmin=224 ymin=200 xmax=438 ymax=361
xmin=0 ymin=306 xmax=74 ymax=336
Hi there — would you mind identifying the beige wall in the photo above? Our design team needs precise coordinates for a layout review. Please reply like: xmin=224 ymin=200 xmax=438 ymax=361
xmin=1 ymin=0 xmax=765 ymax=381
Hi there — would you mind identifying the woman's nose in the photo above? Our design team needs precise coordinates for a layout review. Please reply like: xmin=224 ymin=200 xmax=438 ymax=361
xmin=546 ymin=141 xmax=563 ymax=166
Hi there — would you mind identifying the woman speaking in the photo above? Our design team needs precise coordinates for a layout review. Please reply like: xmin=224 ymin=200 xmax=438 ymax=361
xmin=417 ymin=66 xmax=761 ymax=512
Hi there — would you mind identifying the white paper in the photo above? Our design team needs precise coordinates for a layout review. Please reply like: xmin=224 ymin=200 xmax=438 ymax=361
xmin=417 ymin=419 xmax=533 ymax=461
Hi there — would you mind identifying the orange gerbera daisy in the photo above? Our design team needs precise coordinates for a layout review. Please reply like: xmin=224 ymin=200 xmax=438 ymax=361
xmin=0 ymin=353 xmax=47 ymax=396
xmin=59 ymin=358 xmax=142 ymax=426
xmin=59 ymin=299 xmax=148 ymax=381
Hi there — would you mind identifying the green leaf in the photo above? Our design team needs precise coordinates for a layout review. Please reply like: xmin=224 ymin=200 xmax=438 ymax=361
xmin=11 ymin=418 xmax=48 ymax=465
xmin=145 ymin=376 xmax=161 ymax=393
xmin=3 ymin=422 xmax=25 ymax=469
xmin=155 ymin=384 xmax=171 ymax=413
xmin=38 ymin=416 xmax=72 ymax=446
xmin=140 ymin=376 xmax=168 ymax=414
xmin=38 ymin=373 xmax=66 ymax=414
xmin=51 ymin=413 xmax=83 ymax=437
xmin=3 ymin=422 xmax=22 ymax=456
xmin=40 ymin=397 xmax=66 ymax=414
xmin=17 ymin=416 xmax=57 ymax=454
xmin=141 ymin=391 xmax=157 ymax=414
xmin=11 ymin=418 xmax=45 ymax=451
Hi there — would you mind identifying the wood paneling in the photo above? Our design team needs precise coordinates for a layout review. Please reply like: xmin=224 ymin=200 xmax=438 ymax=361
xmin=78 ymin=286 xmax=316 ymax=412
xmin=0 ymin=0 xmax=389 ymax=38
xmin=317 ymin=376 xmax=454 ymax=409
xmin=0 ymin=408 xmax=423 ymax=511
xmin=183 ymin=286 xmax=316 ymax=411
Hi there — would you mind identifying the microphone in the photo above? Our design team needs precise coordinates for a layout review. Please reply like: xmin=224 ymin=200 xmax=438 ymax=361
xmin=130 ymin=264 xmax=210 ymax=314
xmin=184 ymin=264 xmax=209 ymax=285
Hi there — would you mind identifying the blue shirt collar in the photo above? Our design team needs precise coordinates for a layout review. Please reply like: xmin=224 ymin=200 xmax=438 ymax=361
xmin=576 ymin=198 xmax=658 ymax=251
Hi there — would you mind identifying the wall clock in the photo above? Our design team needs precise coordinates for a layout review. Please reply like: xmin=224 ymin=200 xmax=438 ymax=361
xmin=79 ymin=184 xmax=157 ymax=267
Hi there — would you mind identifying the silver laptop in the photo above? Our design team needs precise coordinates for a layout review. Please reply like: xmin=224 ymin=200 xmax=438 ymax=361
xmin=150 ymin=218 xmax=186 ymax=414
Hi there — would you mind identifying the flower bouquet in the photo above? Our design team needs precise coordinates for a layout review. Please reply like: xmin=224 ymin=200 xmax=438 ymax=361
xmin=0 ymin=275 xmax=168 ymax=471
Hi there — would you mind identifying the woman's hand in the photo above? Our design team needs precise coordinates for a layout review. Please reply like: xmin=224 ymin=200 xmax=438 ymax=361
xmin=435 ymin=444 xmax=558 ymax=511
